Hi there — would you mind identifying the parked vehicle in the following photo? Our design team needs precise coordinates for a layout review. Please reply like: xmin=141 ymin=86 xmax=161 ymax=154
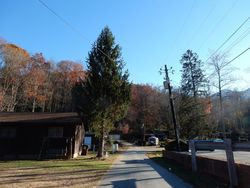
xmin=148 ymin=136 xmax=159 ymax=146
xmin=188 ymin=139 xmax=224 ymax=152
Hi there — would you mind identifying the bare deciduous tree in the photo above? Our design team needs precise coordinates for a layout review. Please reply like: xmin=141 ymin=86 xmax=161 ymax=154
xmin=0 ymin=43 xmax=30 ymax=112
xmin=208 ymin=53 xmax=235 ymax=138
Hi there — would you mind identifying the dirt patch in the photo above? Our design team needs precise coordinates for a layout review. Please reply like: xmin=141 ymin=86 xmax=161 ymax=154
xmin=0 ymin=154 xmax=117 ymax=188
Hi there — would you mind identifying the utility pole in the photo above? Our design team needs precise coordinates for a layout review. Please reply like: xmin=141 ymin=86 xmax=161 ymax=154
xmin=164 ymin=65 xmax=180 ymax=151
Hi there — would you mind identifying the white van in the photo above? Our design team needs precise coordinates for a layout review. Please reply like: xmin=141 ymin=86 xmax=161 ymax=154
xmin=148 ymin=136 xmax=159 ymax=146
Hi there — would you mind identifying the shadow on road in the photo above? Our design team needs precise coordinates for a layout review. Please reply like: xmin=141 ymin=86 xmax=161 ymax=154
xmin=98 ymin=146 xmax=192 ymax=188
xmin=123 ymin=158 xmax=191 ymax=187
xmin=112 ymin=179 xmax=136 ymax=188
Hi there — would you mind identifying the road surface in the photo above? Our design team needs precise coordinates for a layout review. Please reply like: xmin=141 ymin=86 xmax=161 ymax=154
xmin=195 ymin=150 xmax=250 ymax=165
xmin=98 ymin=146 xmax=192 ymax=188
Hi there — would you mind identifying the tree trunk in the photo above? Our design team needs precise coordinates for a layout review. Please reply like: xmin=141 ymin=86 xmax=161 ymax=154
xmin=97 ymin=124 xmax=105 ymax=158
xmin=42 ymin=100 xmax=45 ymax=112
xmin=21 ymin=98 xmax=28 ymax=112
xmin=7 ymin=85 xmax=18 ymax=112
xmin=218 ymin=73 xmax=226 ymax=139
xmin=190 ymin=63 xmax=196 ymax=98
xmin=32 ymin=98 xmax=36 ymax=112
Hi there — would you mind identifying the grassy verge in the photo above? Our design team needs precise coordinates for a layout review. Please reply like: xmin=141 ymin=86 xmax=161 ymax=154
xmin=147 ymin=151 xmax=227 ymax=188
xmin=0 ymin=152 xmax=118 ymax=188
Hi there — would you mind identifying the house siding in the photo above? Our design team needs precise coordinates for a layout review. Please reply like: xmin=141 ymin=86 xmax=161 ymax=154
xmin=0 ymin=113 xmax=84 ymax=159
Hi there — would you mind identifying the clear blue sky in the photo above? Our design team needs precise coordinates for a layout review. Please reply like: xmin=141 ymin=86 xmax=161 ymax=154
xmin=1 ymin=0 xmax=250 ymax=90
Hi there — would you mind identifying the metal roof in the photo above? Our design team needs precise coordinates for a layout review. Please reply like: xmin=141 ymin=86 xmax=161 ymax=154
xmin=0 ymin=112 xmax=80 ymax=124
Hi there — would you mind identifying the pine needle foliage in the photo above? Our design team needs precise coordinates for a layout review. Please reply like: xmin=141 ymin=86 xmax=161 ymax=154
xmin=74 ymin=27 xmax=131 ymax=157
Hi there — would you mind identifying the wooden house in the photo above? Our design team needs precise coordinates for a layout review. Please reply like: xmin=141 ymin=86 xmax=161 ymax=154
xmin=0 ymin=112 xmax=84 ymax=159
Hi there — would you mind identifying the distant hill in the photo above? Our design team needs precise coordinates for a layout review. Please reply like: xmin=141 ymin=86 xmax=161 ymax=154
xmin=242 ymin=88 xmax=250 ymax=99
xmin=211 ymin=88 xmax=250 ymax=100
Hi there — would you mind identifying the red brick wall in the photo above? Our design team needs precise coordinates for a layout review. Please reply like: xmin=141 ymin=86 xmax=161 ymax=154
xmin=237 ymin=163 xmax=250 ymax=188
xmin=163 ymin=150 xmax=250 ymax=188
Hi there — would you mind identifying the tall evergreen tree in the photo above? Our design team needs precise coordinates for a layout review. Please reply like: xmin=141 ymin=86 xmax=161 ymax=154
xmin=180 ymin=49 xmax=207 ymax=97
xmin=74 ymin=27 xmax=131 ymax=158
xmin=179 ymin=50 xmax=210 ymax=139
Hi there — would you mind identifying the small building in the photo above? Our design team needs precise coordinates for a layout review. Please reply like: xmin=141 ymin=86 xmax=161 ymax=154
xmin=0 ymin=112 xmax=84 ymax=159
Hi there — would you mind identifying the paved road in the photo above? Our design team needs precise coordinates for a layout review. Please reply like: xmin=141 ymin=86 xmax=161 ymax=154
xmin=195 ymin=150 xmax=250 ymax=165
xmin=98 ymin=146 xmax=192 ymax=188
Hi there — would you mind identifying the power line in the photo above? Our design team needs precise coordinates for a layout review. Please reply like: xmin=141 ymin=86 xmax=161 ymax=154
xmin=165 ymin=0 xmax=197 ymax=62
xmin=217 ymin=16 xmax=249 ymax=52
xmin=198 ymin=0 xmax=239 ymax=50
xmin=205 ymin=16 xmax=250 ymax=63
xmin=38 ymin=0 xmax=114 ymax=62
xmin=38 ymin=0 xmax=86 ymax=40
xmin=207 ymin=46 xmax=250 ymax=79
xmin=185 ymin=1 xmax=218 ymax=49
xmin=223 ymin=46 xmax=250 ymax=67
xmin=173 ymin=0 xmax=197 ymax=45
xmin=224 ymin=27 xmax=250 ymax=53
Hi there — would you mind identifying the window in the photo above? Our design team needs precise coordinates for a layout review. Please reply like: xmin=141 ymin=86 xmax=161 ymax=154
xmin=0 ymin=127 xmax=16 ymax=138
xmin=48 ymin=127 xmax=63 ymax=138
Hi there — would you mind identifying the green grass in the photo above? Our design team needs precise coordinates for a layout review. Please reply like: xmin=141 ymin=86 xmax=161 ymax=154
xmin=0 ymin=153 xmax=115 ymax=170
xmin=0 ymin=152 xmax=119 ymax=188
xmin=147 ymin=151 xmax=227 ymax=188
